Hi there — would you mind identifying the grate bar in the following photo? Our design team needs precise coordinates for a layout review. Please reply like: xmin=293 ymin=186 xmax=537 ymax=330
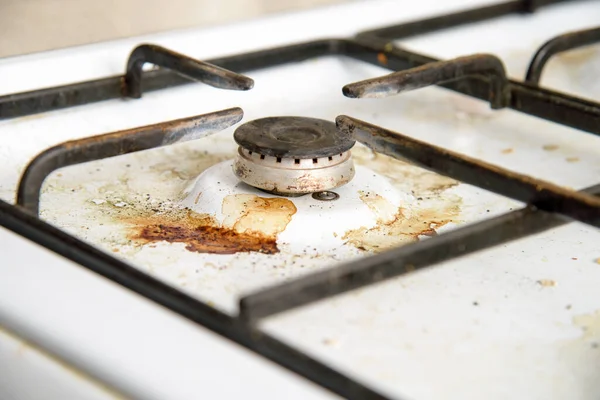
xmin=238 ymin=116 xmax=600 ymax=321
xmin=343 ymin=53 xmax=510 ymax=109
xmin=0 ymin=1 xmax=580 ymax=121
xmin=525 ymin=26 xmax=600 ymax=84
xmin=336 ymin=116 xmax=600 ymax=227
xmin=16 ymin=108 xmax=244 ymax=215
xmin=0 ymin=198 xmax=391 ymax=400
xmin=123 ymin=44 xmax=254 ymax=98
xmin=343 ymin=49 xmax=600 ymax=135
xmin=0 ymin=40 xmax=336 ymax=120
xmin=1 ymin=1 xmax=598 ymax=397
xmin=239 ymin=185 xmax=598 ymax=321
xmin=3 ymin=39 xmax=599 ymax=137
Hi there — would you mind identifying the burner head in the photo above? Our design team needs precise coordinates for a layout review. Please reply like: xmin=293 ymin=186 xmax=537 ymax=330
xmin=233 ymin=117 xmax=356 ymax=196
xmin=233 ymin=116 xmax=355 ymax=159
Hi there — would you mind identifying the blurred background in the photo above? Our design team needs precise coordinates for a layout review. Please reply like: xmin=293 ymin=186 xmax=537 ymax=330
xmin=0 ymin=0 xmax=347 ymax=58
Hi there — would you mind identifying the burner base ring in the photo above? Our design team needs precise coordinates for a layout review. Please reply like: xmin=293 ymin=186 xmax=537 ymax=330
xmin=233 ymin=147 xmax=355 ymax=196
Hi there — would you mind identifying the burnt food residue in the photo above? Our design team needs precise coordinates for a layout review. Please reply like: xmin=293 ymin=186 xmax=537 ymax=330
xmin=135 ymin=220 xmax=279 ymax=254
xmin=129 ymin=194 xmax=297 ymax=255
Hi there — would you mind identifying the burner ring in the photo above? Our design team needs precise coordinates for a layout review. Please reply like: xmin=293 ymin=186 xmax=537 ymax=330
xmin=233 ymin=147 xmax=355 ymax=196
xmin=233 ymin=116 xmax=355 ymax=158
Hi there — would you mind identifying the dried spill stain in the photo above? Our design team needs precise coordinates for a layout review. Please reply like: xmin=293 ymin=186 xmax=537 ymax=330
xmin=343 ymin=190 xmax=460 ymax=252
xmin=352 ymin=146 xmax=459 ymax=194
xmin=129 ymin=194 xmax=296 ymax=255
xmin=537 ymin=279 xmax=557 ymax=287
xmin=346 ymin=147 xmax=462 ymax=252
xmin=542 ymin=144 xmax=559 ymax=151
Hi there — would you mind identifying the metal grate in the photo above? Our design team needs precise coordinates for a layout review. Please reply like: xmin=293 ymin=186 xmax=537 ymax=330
xmin=1 ymin=1 xmax=599 ymax=399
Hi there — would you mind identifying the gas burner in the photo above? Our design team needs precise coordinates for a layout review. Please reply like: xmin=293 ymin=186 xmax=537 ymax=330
xmin=232 ymin=116 xmax=356 ymax=196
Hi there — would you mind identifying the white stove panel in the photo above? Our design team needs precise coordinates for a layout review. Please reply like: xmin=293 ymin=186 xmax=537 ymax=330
xmin=0 ymin=227 xmax=334 ymax=400
xmin=1 ymin=1 xmax=599 ymax=399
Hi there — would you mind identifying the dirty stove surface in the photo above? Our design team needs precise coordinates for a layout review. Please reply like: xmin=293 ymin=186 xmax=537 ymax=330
xmin=1 ymin=0 xmax=600 ymax=399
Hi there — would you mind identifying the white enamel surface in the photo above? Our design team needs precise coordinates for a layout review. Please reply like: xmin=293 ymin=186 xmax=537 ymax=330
xmin=0 ymin=227 xmax=334 ymax=400
xmin=1 ymin=0 xmax=600 ymax=399
xmin=0 ymin=327 xmax=117 ymax=400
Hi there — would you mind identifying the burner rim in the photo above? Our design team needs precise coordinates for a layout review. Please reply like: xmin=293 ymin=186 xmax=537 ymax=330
xmin=233 ymin=116 xmax=355 ymax=159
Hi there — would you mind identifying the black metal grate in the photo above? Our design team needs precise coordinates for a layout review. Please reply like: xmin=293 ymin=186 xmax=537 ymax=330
xmin=1 ymin=1 xmax=599 ymax=399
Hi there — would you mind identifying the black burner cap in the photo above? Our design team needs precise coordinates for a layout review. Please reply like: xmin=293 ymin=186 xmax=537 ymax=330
xmin=233 ymin=116 xmax=355 ymax=159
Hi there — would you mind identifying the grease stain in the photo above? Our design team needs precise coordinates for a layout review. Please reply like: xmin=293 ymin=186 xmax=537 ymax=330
xmin=352 ymin=146 xmax=459 ymax=194
xmin=343 ymin=190 xmax=460 ymax=252
xmin=537 ymin=279 xmax=557 ymax=287
xmin=128 ymin=194 xmax=296 ymax=255
xmin=543 ymin=144 xmax=559 ymax=151
xmin=345 ymin=147 xmax=462 ymax=252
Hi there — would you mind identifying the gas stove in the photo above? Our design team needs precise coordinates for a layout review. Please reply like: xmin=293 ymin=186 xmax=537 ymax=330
xmin=1 ymin=0 xmax=600 ymax=399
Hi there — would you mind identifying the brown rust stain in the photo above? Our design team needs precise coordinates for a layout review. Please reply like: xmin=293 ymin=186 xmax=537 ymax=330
xmin=377 ymin=52 xmax=388 ymax=66
xmin=343 ymin=190 xmax=460 ymax=252
xmin=128 ymin=194 xmax=297 ymax=255
xmin=135 ymin=222 xmax=278 ymax=254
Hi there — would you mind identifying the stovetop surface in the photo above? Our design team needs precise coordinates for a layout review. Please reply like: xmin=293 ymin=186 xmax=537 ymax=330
xmin=1 ymin=1 xmax=600 ymax=399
